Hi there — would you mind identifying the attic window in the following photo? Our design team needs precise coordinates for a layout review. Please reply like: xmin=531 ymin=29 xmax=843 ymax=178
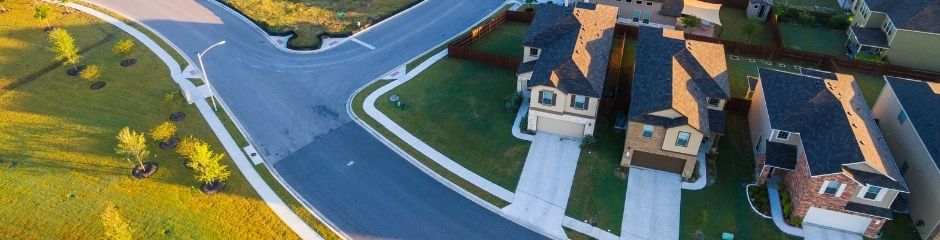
xmin=776 ymin=131 xmax=790 ymax=140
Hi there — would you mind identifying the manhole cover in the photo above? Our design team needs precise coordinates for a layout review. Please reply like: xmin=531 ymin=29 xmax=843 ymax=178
xmin=389 ymin=95 xmax=400 ymax=102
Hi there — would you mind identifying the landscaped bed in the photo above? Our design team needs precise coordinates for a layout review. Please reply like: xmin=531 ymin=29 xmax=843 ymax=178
xmin=220 ymin=0 xmax=418 ymax=49
xmin=0 ymin=1 xmax=300 ymax=238
xmin=376 ymin=58 xmax=529 ymax=191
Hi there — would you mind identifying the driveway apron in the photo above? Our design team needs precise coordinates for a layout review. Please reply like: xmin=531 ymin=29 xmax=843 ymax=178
xmin=621 ymin=168 xmax=681 ymax=240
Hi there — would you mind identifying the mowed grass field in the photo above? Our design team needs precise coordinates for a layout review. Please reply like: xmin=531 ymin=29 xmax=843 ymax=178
xmin=0 ymin=1 xmax=298 ymax=238
xmin=222 ymin=0 xmax=417 ymax=49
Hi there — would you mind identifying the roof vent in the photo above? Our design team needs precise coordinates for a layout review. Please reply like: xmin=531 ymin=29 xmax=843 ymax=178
xmin=859 ymin=140 xmax=866 ymax=145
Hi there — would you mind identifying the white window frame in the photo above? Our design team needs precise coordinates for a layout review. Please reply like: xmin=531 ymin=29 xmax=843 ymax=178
xmin=540 ymin=91 xmax=555 ymax=106
xmin=775 ymin=130 xmax=790 ymax=140
xmin=642 ymin=125 xmax=654 ymax=139
xmin=632 ymin=10 xmax=641 ymax=22
xmin=676 ymin=131 xmax=691 ymax=147
xmin=858 ymin=185 xmax=887 ymax=201
xmin=573 ymin=95 xmax=588 ymax=110
xmin=707 ymin=98 xmax=721 ymax=107
xmin=529 ymin=48 xmax=539 ymax=56
xmin=818 ymin=180 xmax=845 ymax=196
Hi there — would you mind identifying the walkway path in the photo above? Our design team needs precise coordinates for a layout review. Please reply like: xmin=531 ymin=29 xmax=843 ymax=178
xmin=511 ymin=96 xmax=535 ymax=141
xmin=768 ymin=179 xmax=805 ymax=237
xmin=621 ymin=168 xmax=681 ymax=240
xmin=504 ymin=133 xmax=582 ymax=239
xmin=61 ymin=2 xmax=322 ymax=239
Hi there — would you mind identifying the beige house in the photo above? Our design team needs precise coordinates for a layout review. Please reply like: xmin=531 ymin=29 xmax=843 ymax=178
xmin=749 ymin=68 xmax=908 ymax=238
xmin=619 ymin=27 xmax=728 ymax=179
xmin=516 ymin=2 xmax=617 ymax=138
xmin=585 ymin=0 xmax=683 ymax=27
xmin=847 ymin=0 xmax=940 ymax=71
xmin=872 ymin=76 xmax=940 ymax=240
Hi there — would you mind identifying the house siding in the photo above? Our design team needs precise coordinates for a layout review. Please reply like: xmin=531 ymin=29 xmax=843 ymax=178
xmin=528 ymin=86 xmax=599 ymax=136
xmin=885 ymin=30 xmax=940 ymax=72
xmin=589 ymin=0 xmax=676 ymax=26
xmin=621 ymin=121 xmax=697 ymax=178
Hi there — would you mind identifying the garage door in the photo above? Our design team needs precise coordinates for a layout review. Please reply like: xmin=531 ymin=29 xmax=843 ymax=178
xmin=804 ymin=207 xmax=871 ymax=234
xmin=630 ymin=151 xmax=686 ymax=175
xmin=536 ymin=116 xmax=585 ymax=138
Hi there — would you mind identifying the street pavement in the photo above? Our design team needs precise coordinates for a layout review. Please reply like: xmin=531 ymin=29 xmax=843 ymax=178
xmin=85 ymin=0 xmax=547 ymax=239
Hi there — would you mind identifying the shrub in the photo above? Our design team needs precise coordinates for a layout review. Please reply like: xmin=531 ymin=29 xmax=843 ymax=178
xmin=519 ymin=114 xmax=529 ymax=132
xmin=774 ymin=3 xmax=798 ymax=21
xmin=112 ymin=39 xmax=135 ymax=57
xmin=149 ymin=121 xmax=176 ymax=143
xmin=580 ymin=135 xmax=598 ymax=149
xmin=79 ymin=65 xmax=101 ymax=82
xmin=797 ymin=12 xmax=815 ymax=26
xmin=176 ymin=135 xmax=200 ymax=158
xmin=856 ymin=52 xmax=887 ymax=63
xmin=188 ymin=143 xmax=231 ymax=184
xmin=504 ymin=92 xmax=522 ymax=112
xmin=680 ymin=15 xmax=702 ymax=32
xmin=827 ymin=14 xmax=852 ymax=29
xmin=742 ymin=20 xmax=764 ymax=43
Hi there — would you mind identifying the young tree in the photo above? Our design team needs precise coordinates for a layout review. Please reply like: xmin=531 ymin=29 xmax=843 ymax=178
xmin=112 ymin=39 xmax=135 ymax=57
xmin=149 ymin=121 xmax=176 ymax=143
xmin=33 ymin=4 xmax=51 ymax=29
xmin=115 ymin=127 xmax=149 ymax=170
xmin=47 ymin=28 xmax=81 ymax=70
xmin=188 ymin=143 xmax=230 ymax=185
xmin=176 ymin=135 xmax=200 ymax=157
xmin=742 ymin=20 xmax=763 ymax=43
xmin=680 ymin=15 xmax=702 ymax=32
xmin=101 ymin=205 xmax=134 ymax=240
xmin=80 ymin=65 xmax=101 ymax=82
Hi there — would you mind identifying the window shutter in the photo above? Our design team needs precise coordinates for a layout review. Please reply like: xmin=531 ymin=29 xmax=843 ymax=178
xmin=551 ymin=93 xmax=556 ymax=105
xmin=836 ymin=183 xmax=847 ymax=197
xmin=857 ymin=185 xmax=868 ymax=198
xmin=875 ymin=188 xmax=887 ymax=201
xmin=538 ymin=91 xmax=544 ymax=104
xmin=585 ymin=97 xmax=590 ymax=108
xmin=818 ymin=180 xmax=830 ymax=194
xmin=570 ymin=95 xmax=576 ymax=108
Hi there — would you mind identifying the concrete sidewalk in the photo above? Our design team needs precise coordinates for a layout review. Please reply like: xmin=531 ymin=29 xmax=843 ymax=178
xmin=511 ymin=96 xmax=534 ymax=141
xmin=504 ymin=133 xmax=582 ymax=239
xmin=621 ymin=168 xmax=681 ymax=240
xmin=62 ymin=3 xmax=323 ymax=239
xmin=768 ymin=179 xmax=805 ymax=237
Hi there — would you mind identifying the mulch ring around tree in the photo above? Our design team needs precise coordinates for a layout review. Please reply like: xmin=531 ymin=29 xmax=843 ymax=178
xmin=169 ymin=112 xmax=185 ymax=122
xmin=66 ymin=65 xmax=87 ymax=76
xmin=89 ymin=81 xmax=106 ymax=90
xmin=158 ymin=137 xmax=180 ymax=150
xmin=132 ymin=162 xmax=158 ymax=179
xmin=120 ymin=58 xmax=137 ymax=67
xmin=200 ymin=181 xmax=225 ymax=195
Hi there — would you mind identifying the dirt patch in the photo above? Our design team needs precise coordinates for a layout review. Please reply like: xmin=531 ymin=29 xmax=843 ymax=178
xmin=200 ymin=181 xmax=225 ymax=195
xmin=132 ymin=162 xmax=158 ymax=179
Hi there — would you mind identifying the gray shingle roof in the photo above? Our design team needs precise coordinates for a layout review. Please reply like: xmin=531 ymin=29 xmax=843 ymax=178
xmin=521 ymin=3 xmax=617 ymax=97
xmin=864 ymin=0 xmax=940 ymax=34
xmin=765 ymin=141 xmax=797 ymax=170
xmin=629 ymin=27 xmax=728 ymax=134
xmin=800 ymin=68 xmax=838 ymax=80
xmin=708 ymin=109 xmax=726 ymax=135
xmin=844 ymin=167 xmax=908 ymax=191
xmin=885 ymin=76 xmax=940 ymax=170
xmin=844 ymin=202 xmax=894 ymax=219
xmin=659 ymin=0 xmax=684 ymax=17
xmin=850 ymin=26 xmax=890 ymax=48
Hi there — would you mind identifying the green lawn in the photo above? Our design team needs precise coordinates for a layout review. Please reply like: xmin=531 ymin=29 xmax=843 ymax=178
xmin=468 ymin=22 xmax=529 ymax=58
xmin=877 ymin=213 xmax=921 ymax=240
xmin=679 ymin=113 xmax=794 ymax=240
xmin=377 ymin=58 xmax=529 ymax=190
xmin=716 ymin=7 xmax=776 ymax=47
xmin=352 ymin=80 xmax=510 ymax=207
xmin=779 ymin=23 xmax=848 ymax=57
xmin=222 ymin=0 xmax=418 ymax=49
xmin=0 ymin=1 xmax=299 ymax=238
xmin=848 ymin=71 xmax=886 ymax=107
xmin=566 ymin=116 xmax=628 ymax=234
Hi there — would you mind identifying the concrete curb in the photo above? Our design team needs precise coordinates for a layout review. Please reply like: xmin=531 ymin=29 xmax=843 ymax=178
xmin=681 ymin=153 xmax=707 ymax=190
xmin=745 ymin=184 xmax=773 ymax=219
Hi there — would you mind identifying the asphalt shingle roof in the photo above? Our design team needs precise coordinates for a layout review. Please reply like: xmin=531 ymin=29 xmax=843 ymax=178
xmin=850 ymin=26 xmax=890 ymax=48
xmin=886 ymin=76 xmax=940 ymax=170
xmin=521 ymin=3 xmax=617 ymax=97
xmin=844 ymin=202 xmax=894 ymax=219
xmin=864 ymin=0 xmax=940 ymax=34
xmin=844 ymin=167 xmax=908 ymax=191
xmin=765 ymin=141 xmax=797 ymax=170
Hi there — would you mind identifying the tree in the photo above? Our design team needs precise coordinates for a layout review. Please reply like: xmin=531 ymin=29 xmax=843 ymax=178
xmin=149 ymin=121 xmax=176 ymax=143
xmin=80 ymin=65 xmax=101 ymax=82
xmin=680 ymin=15 xmax=702 ymax=32
xmin=47 ymin=28 xmax=80 ymax=70
xmin=742 ymin=20 xmax=763 ymax=43
xmin=33 ymin=4 xmax=51 ymax=29
xmin=112 ymin=39 xmax=135 ymax=57
xmin=176 ymin=135 xmax=200 ymax=158
xmin=101 ymin=205 xmax=134 ymax=240
xmin=115 ymin=127 xmax=149 ymax=169
xmin=188 ymin=143 xmax=230 ymax=185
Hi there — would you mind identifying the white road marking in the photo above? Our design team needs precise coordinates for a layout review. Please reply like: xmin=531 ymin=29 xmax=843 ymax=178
xmin=349 ymin=38 xmax=376 ymax=50
xmin=346 ymin=161 xmax=355 ymax=166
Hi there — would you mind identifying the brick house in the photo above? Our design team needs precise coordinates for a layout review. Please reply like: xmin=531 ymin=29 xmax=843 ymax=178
xmin=619 ymin=26 xmax=728 ymax=179
xmin=748 ymin=68 xmax=909 ymax=237
xmin=516 ymin=2 xmax=617 ymax=138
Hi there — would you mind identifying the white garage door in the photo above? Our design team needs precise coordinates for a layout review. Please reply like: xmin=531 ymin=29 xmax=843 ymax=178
xmin=804 ymin=207 xmax=871 ymax=234
xmin=536 ymin=116 xmax=585 ymax=138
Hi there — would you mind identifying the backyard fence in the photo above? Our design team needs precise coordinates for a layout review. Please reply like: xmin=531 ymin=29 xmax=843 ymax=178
xmin=446 ymin=10 xmax=533 ymax=70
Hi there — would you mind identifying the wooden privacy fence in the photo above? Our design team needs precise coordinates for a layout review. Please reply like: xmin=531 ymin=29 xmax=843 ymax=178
xmin=446 ymin=10 xmax=533 ymax=70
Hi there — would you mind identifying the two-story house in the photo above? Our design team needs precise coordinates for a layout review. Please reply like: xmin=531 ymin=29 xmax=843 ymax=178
xmin=872 ymin=76 xmax=940 ymax=240
xmin=585 ymin=0 xmax=683 ymax=28
xmin=847 ymin=0 xmax=940 ymax=71
xmin=619 ymin=27 xmax=728 ymax=179
xmin=749 ymin=68 xmax=909 ymax=238
xmin=516 ymin=2 xmax=617 ymax=138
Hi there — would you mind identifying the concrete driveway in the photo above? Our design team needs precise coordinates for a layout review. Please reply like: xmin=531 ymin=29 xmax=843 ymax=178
xmin=504 ymin=133 xmax=582 ymax=238
xmin=803 ymin=224 xmax=863 ymax=240
xmin=621 ymin=168 xmax=681 ymax=240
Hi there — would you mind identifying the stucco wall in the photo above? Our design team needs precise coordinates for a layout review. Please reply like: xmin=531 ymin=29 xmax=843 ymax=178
xmin=661 ymin=125 xmax=704 ymax=155
xmin=527 ymin=86 xmax=599 ymax=136
xmin=621 ymin=121 xmax=697 ymax=178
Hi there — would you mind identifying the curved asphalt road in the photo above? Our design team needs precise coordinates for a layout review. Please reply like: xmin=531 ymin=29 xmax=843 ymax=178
xmin=85 ymin=0 xmax=547 ymax=239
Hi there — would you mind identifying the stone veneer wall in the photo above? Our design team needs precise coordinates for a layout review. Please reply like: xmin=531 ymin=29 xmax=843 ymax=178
xmin=620 ymin=121 xmax=696 ymax=178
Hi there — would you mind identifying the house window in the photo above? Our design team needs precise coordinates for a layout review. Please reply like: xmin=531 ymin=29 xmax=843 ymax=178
xmin=646 ymin=2 xmax=652 ymax=5
xmin=636 ymin=1 xmax=643 ymax=4
xmin=775 ymin=131 xmax=790 ymax=140
xmin=863 ymin=186 xmax=883 ymax=200
xmin=676 ymin=131 xmax=691 ymax=147
xmin=633 ymin=10 xmax=641 ymax=22
xmin=572 ymin=95 xmax=588 ymax=110
xmin=642 ymin=125 xmax=654 ymax=139
xmin=643 ymin=12 xmax=652 ymax=24
xmin=823 ymin=181 xmax=840 ymax=195
xmin=898 ymin=110 xmax=908 ymax=124
xmin=529 ymin=48 xmax=539 ymax=56
xmin=539 ymin=90 xmax=555 ymax=106
xmin=707 ymin=98 xmax=721 ymax=107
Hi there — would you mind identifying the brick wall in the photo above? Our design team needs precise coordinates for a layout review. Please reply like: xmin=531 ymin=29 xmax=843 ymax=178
xmin=756 ymin=154 xmax=770 ymax=184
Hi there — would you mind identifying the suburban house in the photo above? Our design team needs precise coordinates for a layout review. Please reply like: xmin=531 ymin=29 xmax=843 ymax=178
xmin=619 ymin=27 xmax=728 ymax=179
xmin=516 ymin=2 xmax=617 ymax=138
xmin=872 ymin=76 xmax=940 ymax=240
xmin=746 ymin=0 xmax=774 ymax=21
xmin=846 ymin=0 xmax=940 ymax=71
xmin=584 ymin=0 xmax=683 ymax=28
xmin=749 ymin=68 xmax=909 ymax=238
